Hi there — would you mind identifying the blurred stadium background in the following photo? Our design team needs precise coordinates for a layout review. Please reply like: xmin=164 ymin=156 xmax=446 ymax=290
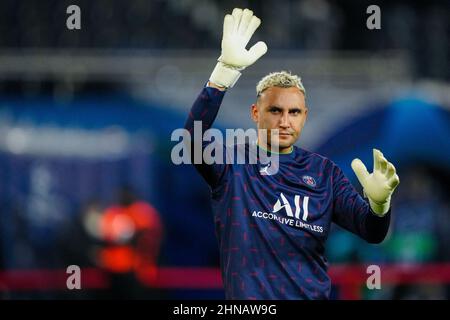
xmin=0 ymin=0 xmax=449 ymax=299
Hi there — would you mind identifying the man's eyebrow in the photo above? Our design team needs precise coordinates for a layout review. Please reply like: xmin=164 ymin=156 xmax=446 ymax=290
xmin=267 ymin=105 xmax=303 ymax=111
xmin=267 ymin=105 xmax=282 ymax=110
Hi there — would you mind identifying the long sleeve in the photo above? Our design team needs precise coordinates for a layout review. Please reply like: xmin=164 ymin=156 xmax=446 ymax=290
xmin=184 ymin=85 xmax=229 ymax=188
xmin=331 ymin=164 xmax=391 ymax=244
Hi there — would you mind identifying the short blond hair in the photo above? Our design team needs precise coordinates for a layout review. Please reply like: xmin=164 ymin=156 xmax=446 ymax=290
xmin=256 ymin=71 xmax=306 ymax=97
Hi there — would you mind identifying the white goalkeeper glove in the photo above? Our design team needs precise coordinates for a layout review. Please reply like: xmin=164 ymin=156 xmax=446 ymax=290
xmin=209 ymin=8 xmax=268 ymax=89
xmin=351 ymin=149 xmax=400 ymax=217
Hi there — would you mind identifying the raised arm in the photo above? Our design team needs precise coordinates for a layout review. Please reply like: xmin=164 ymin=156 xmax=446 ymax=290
xmin=332 ymin=149 xmax=400 ymax=243
xmin=184 ymin=8 xmax=267 ymax=188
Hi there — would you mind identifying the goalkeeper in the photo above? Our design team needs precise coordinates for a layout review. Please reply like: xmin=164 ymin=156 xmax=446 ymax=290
xmin=184 ymin=8 xmax=400 ymax=299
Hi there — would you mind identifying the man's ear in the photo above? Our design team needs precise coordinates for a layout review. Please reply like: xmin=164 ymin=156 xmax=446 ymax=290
xmin=251 ymin=104 xmax=259 ymax=123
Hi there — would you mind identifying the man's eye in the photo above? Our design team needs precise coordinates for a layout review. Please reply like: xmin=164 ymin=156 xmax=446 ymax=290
xmin=290 ymin=110 xmax=301 ymax=115
xmin=270 ymin=109 xmax=280 ymax=114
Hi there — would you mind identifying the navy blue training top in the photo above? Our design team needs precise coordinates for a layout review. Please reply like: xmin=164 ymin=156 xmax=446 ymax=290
xmin=184 ymin=85 xmax=390 ymax=300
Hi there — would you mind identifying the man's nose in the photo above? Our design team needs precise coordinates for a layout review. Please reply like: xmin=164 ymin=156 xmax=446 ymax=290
xmin=279 ymin=112 xmax=290 ymax=128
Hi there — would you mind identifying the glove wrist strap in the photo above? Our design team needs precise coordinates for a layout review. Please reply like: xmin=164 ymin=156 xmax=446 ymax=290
xmin=209 ymin=62 xmax=242 ymax=89
xmin=368 ymin=196 xmax=391 ymax=217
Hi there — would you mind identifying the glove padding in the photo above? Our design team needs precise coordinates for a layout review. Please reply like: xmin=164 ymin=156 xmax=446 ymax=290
xmin=209 ymin=8 xmax=268 ymax=88
xmin=351 ymin=149 xmax=400 ymax=217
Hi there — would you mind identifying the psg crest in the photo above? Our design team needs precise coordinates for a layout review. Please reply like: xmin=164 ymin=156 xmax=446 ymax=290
xmin=302 ymin=175 xmax=316 ymax=187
